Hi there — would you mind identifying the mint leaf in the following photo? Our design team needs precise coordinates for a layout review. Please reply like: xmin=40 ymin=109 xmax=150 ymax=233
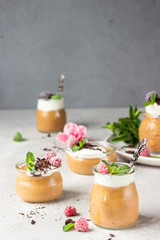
xmin=144 ymin=93 xmax=156 ymax=106
xmin=26 ymin=152 xmax=35 ymax=171
xmin=71 ymin=145 xmax=80 ymax=152
xmin=71 ymin=137 xmax=87 ymax=152
xmin=63 ymin=223 xmax=75 ymax=232
xmin=13 ymin=132 xmax=23 ymax=142
xmin=79 ymin=137 xmax=87 ymax=148
xmin=116 ymin=164 xmax=131 ymax=175
xmin=50 ymin=93 xmax=62 ymax=99
xmin=102 ymin=105 xmax=141 ymax=146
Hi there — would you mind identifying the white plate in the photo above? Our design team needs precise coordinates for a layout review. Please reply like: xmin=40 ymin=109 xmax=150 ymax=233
xmin=105 ymin=135 xmax=160 ymax=167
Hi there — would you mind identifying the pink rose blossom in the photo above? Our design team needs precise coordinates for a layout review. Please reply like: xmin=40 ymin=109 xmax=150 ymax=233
xmin=56 ymin=132 xmax=69 ymax=144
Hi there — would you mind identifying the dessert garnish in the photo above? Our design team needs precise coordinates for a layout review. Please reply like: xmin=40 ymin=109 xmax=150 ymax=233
xmin=39 ymin=74 xmax=66 ymax=100
xmin=13 ymin=132 xmax=24 ymax=142
xmin=144 ymin=91 xmax=160 ymax=106
xmin=56 ymin=122 xmax=87 ymax=144
xmin=101 ymin=161 xmax=131 ymax=175
xmin=102 ymin=104 xmax=141 ymax=146
xmin=26 ymin=152 xmax=35 ymax=171
xmin=64 ymin=205 xmax=77 ymax=217
xmin=67 ymin=135 xmax=79 ymax=148
xmin=26 ymin=151 xmax=61 ymax=173
xmin=96 ymin=161 xmax=109 ymax=174
xmin=63 ymin=217 xmax=89 ymax=232
xmin=71 ymin=137 xmax=87 ymax=152
xmin=74 ymin=218 xmax=89 ymax=232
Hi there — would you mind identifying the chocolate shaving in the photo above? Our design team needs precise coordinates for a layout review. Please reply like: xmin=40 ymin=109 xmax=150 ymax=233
xmin=47 ymin=133 xmax=51 ymax=137
xmin=43 ymin=148 xmax=52 ymax=151
xmin=65 ymin=218 xmax=75 ymax=225
xmin=83 ymin=143 xmax=103 ymax=152
xmin=35 ymin=158 xmax=51 ymax=171
xmin=110 ymin=233 xmax=115 ymax=237
xmin=31 ymin=220 xmax=36 ymax=225
xmin=125 ymin=150 xmax=135 ymax=154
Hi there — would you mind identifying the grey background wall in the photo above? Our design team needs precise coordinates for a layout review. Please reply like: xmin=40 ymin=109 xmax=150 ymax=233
xmin=0 ymin=0 xmax=160 ymax=109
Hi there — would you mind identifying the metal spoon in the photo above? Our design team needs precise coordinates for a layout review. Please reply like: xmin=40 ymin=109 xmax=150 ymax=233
xmin=129 ymin=137 xmax=147 ymax=168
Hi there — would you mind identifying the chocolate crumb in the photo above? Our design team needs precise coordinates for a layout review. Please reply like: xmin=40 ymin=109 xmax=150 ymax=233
xmin=43 ymin=148 xmax=52 ymax=151
xmin=35 ymin=158 xmax=51 ymax=171
xmin=125 ymin=150 xmax=135 ymax=154
xmin=31 ymin=220 xmax=36 ymax=225
xmin=65 ymin=218 xmax=75 ymax=225
xmin=110 ymin=233 xmax=115 ymax=237
xmin=86 ymin=219 xmax=90 ymax=221
xmin=19 ymin=213 xmax=25 ymax=215
xmin=47 ymin=133 xmax=51 ymax=137
xmin=108 ymin=238 xmax=112 ymax=240
xmin=76 ymin=199 xmax=79 ymax=201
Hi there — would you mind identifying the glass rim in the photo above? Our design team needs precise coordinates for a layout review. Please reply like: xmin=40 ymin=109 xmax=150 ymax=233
xmin=66 ymin=141 xmax=116 ymax=157
xmin=92 ymin=162 xmax=136 ymax=177
xmin=15 ymin=160 xmax=61 ymax=174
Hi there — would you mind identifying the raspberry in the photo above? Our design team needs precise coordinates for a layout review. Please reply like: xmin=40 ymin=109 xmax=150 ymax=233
xmin=49 ymin=156 xmax=61 ymax=167
xmin=45 ymin=151 xmax=56 ymax=161
xmin=64 ymin=205 xmax=76 ymax=217
xmin=67 ymin=135 xmax=79 ymax=148
xmin=97 ymin=161 xmax=109 ymax=174
xmin=74 ymin=217 xmax=88 ymax=232
xmin=140 ymin=146 xmax=151 ymax=157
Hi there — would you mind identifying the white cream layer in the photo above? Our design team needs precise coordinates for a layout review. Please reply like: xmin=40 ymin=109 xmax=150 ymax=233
xmin=94 ymin=165 xmax=136 ymax=188
xmin=37 ymin=98 xmax=64 ymax=111
xmin=26 ymin=167 xmax=58 ymax=177
xmin=145 ymin=103 xmax=160 ymax=115
xmin=66 ymin=146 xmax=107 ymax=159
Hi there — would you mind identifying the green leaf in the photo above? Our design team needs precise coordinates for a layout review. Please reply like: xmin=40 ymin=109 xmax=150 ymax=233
xmin=50 ymin=93 xmax=62 ymax=99
xmin=144 ymin=101 xmax=152 ymax=107
xmin=151 ymin=92 xmax=156 ymax=104
xmin=63 ymin=223 xmax=75 ymax=232
xmin=116 ymin=164 xmax=131 ymax=175
xmin=101 ymin=105 xmax=141 ymax=146
xmin=26 ymin=152 xmax=35 ymax=171
xmin=79 ymin=137 xmax=87 ymax=148
xmin=71 ymin=145 xmax=80 ymax=152
xmin=13 ymin=132 xmax=23 ymax=142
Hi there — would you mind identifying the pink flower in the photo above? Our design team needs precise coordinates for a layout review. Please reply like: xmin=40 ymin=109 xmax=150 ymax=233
xmin=56 ymin=132 xmax=69 ymax=144
xmin=64 ymin=122 xmax=79 ymax=136
xmin=56 ymin=122 xmax=87 ymax=144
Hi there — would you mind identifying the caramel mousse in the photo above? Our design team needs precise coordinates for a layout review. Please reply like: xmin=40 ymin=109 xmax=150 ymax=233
xmin=90 ymin=162 xmax=138 ymax=229
xmin=15 ymin=151 xmax=63 ymax=203
xmin=66 ymin=137 xmax=116 ymax=175
xmin=36 ymin=75 xmax=66 ymax=133
xmin=139 ymin=91 xmax=160 ymax=152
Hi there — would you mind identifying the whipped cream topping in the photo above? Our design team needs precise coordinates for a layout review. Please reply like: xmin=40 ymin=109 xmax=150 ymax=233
xmin=37 ymin=98 xmax=64 ymax=111
xmin=94 ymin=165 xmax=136 ymax=188
xmin=26 ymin=167 xmax=59 ymax=177
xmin=145 ymin=102 xmax=160 ymax=115
xmin=66 ymin=146 xmax=107 ymax=159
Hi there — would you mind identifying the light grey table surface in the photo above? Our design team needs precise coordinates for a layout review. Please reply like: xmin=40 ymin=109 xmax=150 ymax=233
xmin=0 ymin=108 xmax=160 ymax=240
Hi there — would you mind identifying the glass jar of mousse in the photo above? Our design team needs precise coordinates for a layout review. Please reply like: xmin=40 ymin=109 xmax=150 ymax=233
xmin=36 ymin=97 xmax=66 ymax=133
xmin=66 ymin=143 xmax=116 ymax=175
xmin=90 ymin=163 xmax=138 ymax=229
xmin=139 ymin=112 xmax=160 ymax=152
xmin=15 ymin=161 xmax=63 ymax=203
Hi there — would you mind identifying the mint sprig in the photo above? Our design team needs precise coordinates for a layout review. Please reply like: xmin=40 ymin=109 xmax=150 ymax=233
xmin=144 ymin=92 xmax=156 ymax=106
xmin=71 ymin=137 xmax=87 ymax=152
xmin=63 ymin=223 xmax=75 ymax=232
xmin=26 ymin=152 xmax=35 ymax=171
xmin=102 ymin=105 xmax=141 ymax=146
xmin=102 ymin=161 xmax=131 ymax=175
xmin=50 ymin=93 xmax=62 ymax=99
xmin=13 ymin=132 xmax=23 ymax=142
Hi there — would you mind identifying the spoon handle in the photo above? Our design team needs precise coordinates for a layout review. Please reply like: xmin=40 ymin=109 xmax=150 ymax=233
xmin=130 ymin=137 xmax=147 ymax=164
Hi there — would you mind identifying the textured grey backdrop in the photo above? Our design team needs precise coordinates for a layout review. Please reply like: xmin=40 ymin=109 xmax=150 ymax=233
xmin=0 ymin=0 xmax=160 ymax=109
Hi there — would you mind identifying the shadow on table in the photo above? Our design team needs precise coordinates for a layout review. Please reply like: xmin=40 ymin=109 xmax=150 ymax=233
xmin=128 ymin=214 xmax=160 ymax=230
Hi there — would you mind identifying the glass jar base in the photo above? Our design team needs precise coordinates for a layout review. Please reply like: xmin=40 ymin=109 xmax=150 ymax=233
xmin=93 ymin=221 xmax=137 ymax=230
